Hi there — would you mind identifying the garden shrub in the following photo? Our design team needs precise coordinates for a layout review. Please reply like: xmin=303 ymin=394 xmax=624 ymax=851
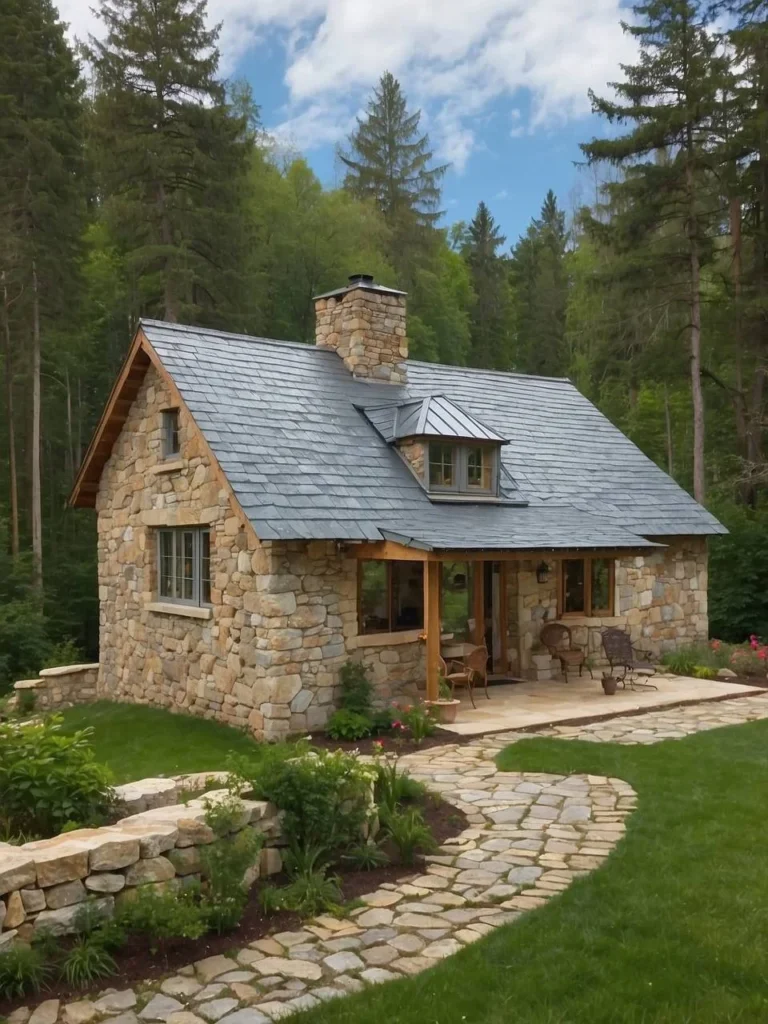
xmin=61 ymin=936 xmax=116 ymax=987
xmin=242 ymin=748 xmax=377 ymax=859
xmin=380 ymin=806 xmax=436 ymax=865
xmin=709 ymin=502 xmax=768 ymax=642
xmin=394 ymin=702 xmax=437 ymax=742
xmin=326 ymin=709 xmax=373 ymax=741
xmin=43 ymin=638 xmax=85 ymax=670
xmin=337 ymin=659 xmax=374 ymax=716
xmin=115 ymin=885 xmax=207 ymax=944
xmin=374 ymin=756 xmax=427 ymax=816
xmin=661 ymin=648 xmax=701 ymax=676
xmin=0 ymin=943 xmax=51 ymax=1000
xmin=200 ymin=795 xmax=263 ymax=933
xmin=260 ymin=865 xmax=344 ymax=917
xmin=0 ymin=716 xmax=116 ymax=840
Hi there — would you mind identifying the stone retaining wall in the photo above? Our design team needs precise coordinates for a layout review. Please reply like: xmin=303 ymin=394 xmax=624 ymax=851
xmin=13 ymin=664 xmax=99 ymax=711
xmin=0 ymin=788 xmax=282 ymax=947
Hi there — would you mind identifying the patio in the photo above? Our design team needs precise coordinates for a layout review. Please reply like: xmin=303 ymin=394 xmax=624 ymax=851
xmin=439 ymin=673 xmax=765 ymax=736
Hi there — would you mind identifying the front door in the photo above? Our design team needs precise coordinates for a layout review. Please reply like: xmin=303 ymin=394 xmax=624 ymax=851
xmin=483 ymin=561 xmax=509 ymax=676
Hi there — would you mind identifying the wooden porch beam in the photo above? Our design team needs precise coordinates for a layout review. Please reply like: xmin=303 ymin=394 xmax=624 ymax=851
xmin=424 ymin=559 xmax=441 ymax=703
xmin=472 ymin=560 xmax=484 ymax=647
xmin=349 ymin=543 xmax=652 ymax=563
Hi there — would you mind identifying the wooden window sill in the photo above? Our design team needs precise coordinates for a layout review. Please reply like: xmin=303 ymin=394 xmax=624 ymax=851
xmin=150 ymin=460 xmax=185 ymax=475
xmin=353 ymin=628 xmax=423 ymax=648
xmin=146 ymin=601 xmax=212 ymax=620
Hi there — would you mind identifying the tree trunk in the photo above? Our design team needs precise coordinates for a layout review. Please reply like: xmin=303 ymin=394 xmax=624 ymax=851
xmin=157 ymin=181 xmax=178 ymax=322
xmin=686 ymin=156 xmax=706 ymax=504
xmin=1 ymin=270 xmax=19 ymax=557
xmin=65 ymin=366 xmax=74 ymax=482
xmin=31 ymin=259 xmax=43 ymax=591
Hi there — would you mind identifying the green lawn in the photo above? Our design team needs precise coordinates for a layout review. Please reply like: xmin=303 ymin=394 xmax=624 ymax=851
xmin=297 ymin=720 xmax=768 ymax=1024
xmin=58 ymin=702 xmax=262 ymax=783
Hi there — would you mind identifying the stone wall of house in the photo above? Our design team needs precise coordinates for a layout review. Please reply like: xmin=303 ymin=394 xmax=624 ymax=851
xmin=0 ymin=790 xmax=281 ymax=947
xmin=515 ymin=538 xmax=709 ymax=679
xmin=314 ymin=287 xmax=408 ymax=383
xmin=397 ymin=439 xmax=425 ymax=480
xmin=95 ymin=366 xmax=422 ymax=740
xmin=13 ymin=664 xmax=99 ymax=712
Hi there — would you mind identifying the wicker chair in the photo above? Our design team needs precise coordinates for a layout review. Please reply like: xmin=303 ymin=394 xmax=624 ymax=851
xmin=439 ymin=645 xmax=490 ymax=709
xmin=601 ymin=627 xmax=657 ymax=689
xmin=539 ymin=622 xmax=586 ymax=683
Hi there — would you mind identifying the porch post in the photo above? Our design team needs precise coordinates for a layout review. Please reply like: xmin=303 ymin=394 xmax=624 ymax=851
xmin=424 ymin=559 xmax=441 ymax=702
xmin=472 ymin=560 xmax=484 ymax=647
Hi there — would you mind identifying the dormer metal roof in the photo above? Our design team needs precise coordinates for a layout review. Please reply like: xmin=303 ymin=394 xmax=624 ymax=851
xmin=361 ymin=394 xmax=509 ymax=445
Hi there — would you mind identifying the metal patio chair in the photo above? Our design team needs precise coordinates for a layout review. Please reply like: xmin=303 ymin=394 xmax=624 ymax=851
xmin=601 ymin=627 xmax=658 ymax=690
xmin=439 ymin=645 xmax=490 ymax=709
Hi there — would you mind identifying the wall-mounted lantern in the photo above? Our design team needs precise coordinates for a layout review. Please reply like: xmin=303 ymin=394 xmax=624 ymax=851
xmin=536 ymin=561 xmax=551 ymax=584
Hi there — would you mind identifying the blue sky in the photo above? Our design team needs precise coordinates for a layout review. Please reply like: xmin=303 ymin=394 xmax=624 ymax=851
xmin=62 ymin=0 xmax=635 ymax=246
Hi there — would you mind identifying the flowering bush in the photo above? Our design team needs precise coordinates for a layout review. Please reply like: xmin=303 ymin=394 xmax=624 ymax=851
xmin=393 ymin=701 xmax=437 ymax=743
xmin=729 ymin=636 xmax=768 ymax=676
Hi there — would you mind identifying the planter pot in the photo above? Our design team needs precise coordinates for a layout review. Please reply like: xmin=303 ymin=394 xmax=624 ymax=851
xmin=601 ymin=675 xmax=618 ymax=696
xmin=426 ymin=699 xmax=461 ymax=724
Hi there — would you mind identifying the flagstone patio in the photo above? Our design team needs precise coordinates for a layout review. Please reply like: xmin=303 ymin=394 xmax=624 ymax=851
xmin=439 ymin=673 xmax=764 ymax=736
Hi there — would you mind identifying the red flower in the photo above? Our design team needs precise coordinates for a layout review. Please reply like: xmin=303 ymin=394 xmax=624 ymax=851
xmin=392 ymin=720 xmax=403 ymax=730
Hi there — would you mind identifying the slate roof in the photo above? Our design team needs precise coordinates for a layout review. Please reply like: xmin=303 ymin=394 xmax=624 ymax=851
xmin=362 ymin=395 xmax=508 ymax=445
xmin=142 ymin=319 xmax=725 ymax=550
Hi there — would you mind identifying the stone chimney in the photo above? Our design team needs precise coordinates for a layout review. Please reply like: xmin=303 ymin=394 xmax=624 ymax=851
xmin=314 ymin=274 xmax=408 ymax=383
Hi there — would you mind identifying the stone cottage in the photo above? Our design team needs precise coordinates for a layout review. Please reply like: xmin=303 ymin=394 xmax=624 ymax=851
xmin=70 ymin=274 xmax=724 ymax=739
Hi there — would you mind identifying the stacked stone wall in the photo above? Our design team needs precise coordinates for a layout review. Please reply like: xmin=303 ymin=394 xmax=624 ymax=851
xmin=13 ymin=664 xmax=99 ymax=711
xmin=0 ymin=788 xmax=281 ymax=947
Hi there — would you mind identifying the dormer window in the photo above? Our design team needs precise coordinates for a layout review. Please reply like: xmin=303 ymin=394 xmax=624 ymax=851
xmin=427 ymin=442 xmax=498 ymax=496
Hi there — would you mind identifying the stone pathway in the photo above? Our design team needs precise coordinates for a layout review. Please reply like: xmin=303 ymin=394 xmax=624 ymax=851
xmin=11 ymin=691 xmax=768 ymax=1024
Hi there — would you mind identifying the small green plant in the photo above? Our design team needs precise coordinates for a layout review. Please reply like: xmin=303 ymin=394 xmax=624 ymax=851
xmin=116 ymin=886 xmax=207 ymax=944
xmin=0 ymin=715 xmax=116 ymax=840
xmin=16 ymin=688 xmax=37 ymax=717
xmin=380 ymin=806 xmax=436 ymax=865
xmin=437 ymin=678 xmax=452 ymax=701
xmin=326 ymin=709 xmax=373 ymax=741
xmin=272 ymin=867 xmax=344 ymax=917
xmin=661 ymin=648 xmax=699 ymax=676
xmin=396 ymin=702 xmax=437 ymax=743
xmin=342 ymin=841 xmax=389 ymax=870
xmin=337 ymin=660 xmax=375 ymax=716
xmin=370 ymin=706 xmax=394 ymax=733
xmin=374 ymin=757 xmax=427 ymax=816
xmin=692 ymin=665 xmax=718 ymax=680
xmin=200 ymin=795 xmax=264 ymax=933
xmin=61 ymin=936 xmax=116 ymax=987
xmin=0 ymin=943 xmax=52 ymax=1000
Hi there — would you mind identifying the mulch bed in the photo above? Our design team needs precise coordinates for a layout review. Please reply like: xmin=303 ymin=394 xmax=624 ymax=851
xmin=0 ymin=795 xmax=469 ymax=1015
xmin=310 ymin=729 xmax=474 ymax=755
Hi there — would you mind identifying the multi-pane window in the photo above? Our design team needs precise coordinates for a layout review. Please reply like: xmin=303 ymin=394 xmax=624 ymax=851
xmin=426 ymin=443 xmax=497 ymax=495
xmin=466 ymin=446 xmax=493 ymax=490
xmin=559 ymin=557 xmax=614 ymax=616
xmin=158 ymin=528 xmax=211 ymax=606
xmin=428 ymin=444 xmax=455 ymax=489
xmin=359 ymin=560 xmax=424 ymax=633
xmin=162 ymin=409 xmax=180 ymax=459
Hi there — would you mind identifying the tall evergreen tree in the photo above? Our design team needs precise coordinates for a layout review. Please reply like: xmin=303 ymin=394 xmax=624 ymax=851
xmin=510 ymin=190 xmax=569 ymax=376
xmin=86 ymin=0 xmax=253 ymax=324
xmin=462 ymin=201 xmax=513 ymax=369
xmin=580 ymin=0 xmax=725 ymax=503
xmin=0 ymin=0 xmax=85 ymax=588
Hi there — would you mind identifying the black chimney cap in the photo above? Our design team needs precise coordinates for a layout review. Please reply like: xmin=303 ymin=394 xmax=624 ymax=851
xmin=313 ymin=274 xmax=407 ymax=301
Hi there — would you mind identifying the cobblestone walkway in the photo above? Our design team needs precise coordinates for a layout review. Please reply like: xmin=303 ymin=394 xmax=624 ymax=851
xmin=13 ymin=692 xmax=768 ymax=1024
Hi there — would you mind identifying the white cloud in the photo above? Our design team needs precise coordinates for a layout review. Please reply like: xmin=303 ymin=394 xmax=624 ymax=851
xmin=58 ymin=0 xmax=637 ymax=171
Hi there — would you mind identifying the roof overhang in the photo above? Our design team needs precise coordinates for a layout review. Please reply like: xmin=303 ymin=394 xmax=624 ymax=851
xmin=69 ymin=327 xmax=152 ymax=508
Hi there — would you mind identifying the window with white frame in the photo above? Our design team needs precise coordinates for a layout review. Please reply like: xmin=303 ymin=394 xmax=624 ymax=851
xmin=161 ymin=408 xmax=180 ymax=459
xmin=426 ymin=442 xmax=498 ymax=495
xmin=157 ymin=528 xmax=211 ymax=605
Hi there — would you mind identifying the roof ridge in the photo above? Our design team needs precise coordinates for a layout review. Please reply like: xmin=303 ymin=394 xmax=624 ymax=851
xmin=139 ymin=319 xmax=322 ymax=355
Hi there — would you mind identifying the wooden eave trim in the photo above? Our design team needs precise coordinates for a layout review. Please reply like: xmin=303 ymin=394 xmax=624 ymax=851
xmin=69 ymin=328 xmax=151 ymax=509
xmin=349 ymin=542 xmax=655 ymax=563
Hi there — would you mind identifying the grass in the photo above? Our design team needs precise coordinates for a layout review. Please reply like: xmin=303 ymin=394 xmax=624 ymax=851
xmin=58 ymin=701 xmax=263 ymax=783
xmin=295 ymin=720 xmax=768 ymax=1024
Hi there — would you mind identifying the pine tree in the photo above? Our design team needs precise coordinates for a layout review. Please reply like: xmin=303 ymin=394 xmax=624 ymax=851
xmin=86 ymin=0 xmax=253 ymax=324
xmin=510 ymin=190 xmax=569 ymax=376
xmin=462 ymin=202 xmax=513 ymax=369
xmin=0 ymin=0 xmax=85 ymax=588
xmin=580 ymin=0 xmax=726 ymax=503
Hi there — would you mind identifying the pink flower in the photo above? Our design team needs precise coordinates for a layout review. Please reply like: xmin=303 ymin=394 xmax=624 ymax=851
xmin=759 ymin=650 xmax=767 ymax=660
xmin=392 ymin=720 xmax=403 ymax=730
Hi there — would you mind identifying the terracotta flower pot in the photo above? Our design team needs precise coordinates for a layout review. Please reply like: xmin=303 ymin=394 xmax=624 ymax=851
xmin=427 ymin=699 xmax=461 ymax=724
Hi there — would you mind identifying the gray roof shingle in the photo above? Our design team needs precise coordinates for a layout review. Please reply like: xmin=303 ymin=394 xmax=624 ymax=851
xmin=142 ymin=319 xmax=725 ymax=549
